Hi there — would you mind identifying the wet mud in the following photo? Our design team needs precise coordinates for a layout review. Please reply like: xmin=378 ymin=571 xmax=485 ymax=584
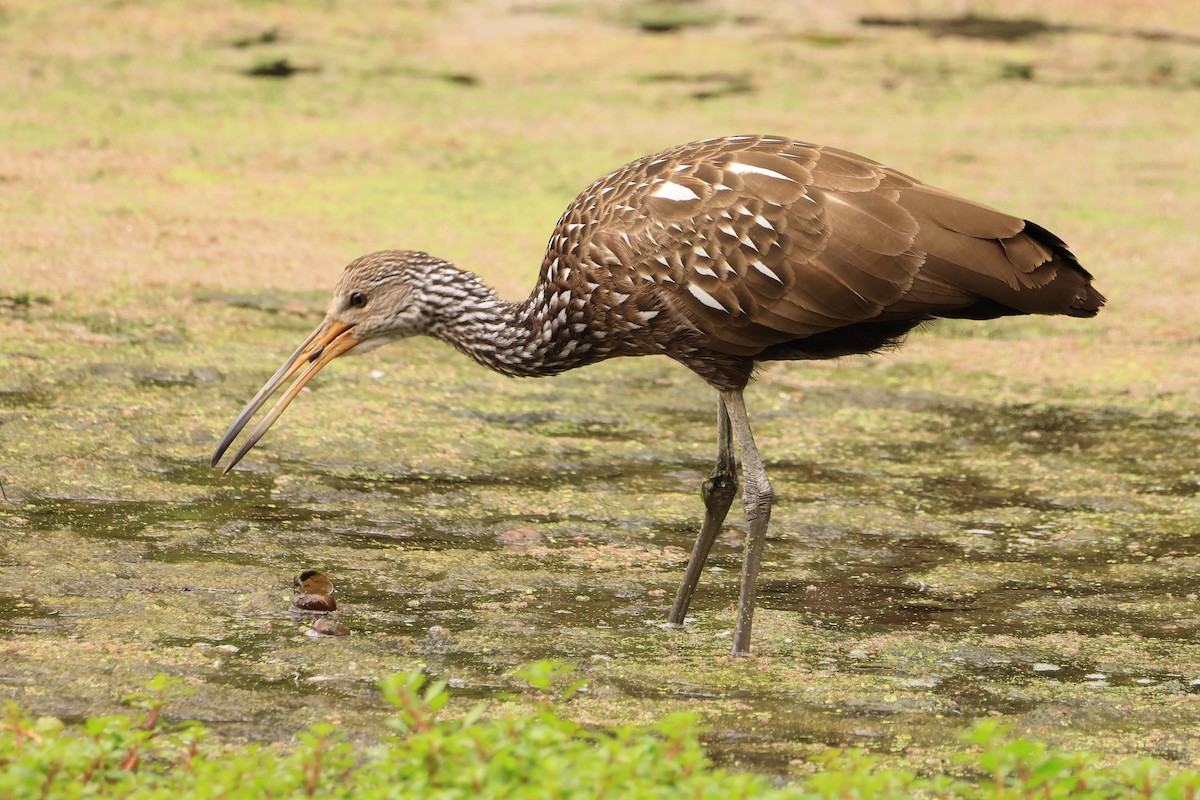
xmin=2 ymin=293 xmax=1198 ymax=772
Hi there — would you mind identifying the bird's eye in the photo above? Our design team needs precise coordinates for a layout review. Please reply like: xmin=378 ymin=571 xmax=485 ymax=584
xmin=348 ymin=291 xmax=367 ymax=308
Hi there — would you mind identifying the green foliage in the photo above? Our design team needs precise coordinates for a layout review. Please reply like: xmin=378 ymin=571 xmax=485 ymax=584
xmin=513 ymin=658 xmax=588 ymax=700
xmin=1 ymin=663 xmax=1198 ymax=799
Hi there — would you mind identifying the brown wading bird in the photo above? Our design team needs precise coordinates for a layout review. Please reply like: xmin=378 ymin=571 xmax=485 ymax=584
xmin=212 ymin=135 xmax=1104 ymax=655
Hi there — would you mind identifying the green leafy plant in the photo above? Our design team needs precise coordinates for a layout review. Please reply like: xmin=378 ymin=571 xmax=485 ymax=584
xmin=2 ymin=663 xmax=1198 ymax=799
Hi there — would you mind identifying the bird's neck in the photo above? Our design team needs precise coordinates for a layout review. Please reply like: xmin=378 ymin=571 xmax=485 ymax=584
xmin=424 ymin=265 xmax=594 ymax=378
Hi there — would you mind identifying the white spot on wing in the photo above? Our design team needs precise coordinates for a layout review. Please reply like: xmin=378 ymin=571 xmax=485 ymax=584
xmin=727 ymin=161 xmax=795 ymax=182
xmin=751 ymin=260 xmax=783 ymax=283
xmin=687 ymin=283 xmax=728 ymax=312
xmin=651 ymin=182 xmax=701 ymax=202
xmin=754 ymin=214 xmax=775 ymax=231
xmin=694 ymin=264 xmax=718 ymax=278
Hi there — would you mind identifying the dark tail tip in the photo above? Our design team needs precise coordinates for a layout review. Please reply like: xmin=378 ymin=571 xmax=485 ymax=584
xmin=1068 ymin=284 xmax=1107 ymax=318
xmin=1022 ymin=218 xmax=1105 ymax=318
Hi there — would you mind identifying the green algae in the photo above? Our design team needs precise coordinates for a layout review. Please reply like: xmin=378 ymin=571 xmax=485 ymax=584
xmin=2 ymin=0 xmax=1200 ymax=781
xmin=3 ymin=287 xmax=1200 ymax=774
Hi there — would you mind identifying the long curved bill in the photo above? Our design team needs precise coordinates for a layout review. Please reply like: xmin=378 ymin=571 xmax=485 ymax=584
xmin=211 ymin=320 xmax=362 ymax=473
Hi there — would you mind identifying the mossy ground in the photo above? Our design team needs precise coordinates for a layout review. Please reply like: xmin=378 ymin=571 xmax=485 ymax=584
xmin=2 ymin=0 xmax=1199 ymax=779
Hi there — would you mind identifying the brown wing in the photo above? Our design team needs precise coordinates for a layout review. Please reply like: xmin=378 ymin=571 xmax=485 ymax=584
xmin=542 ymin=135 xmax=1102 ymax=357
xmin=884 ymin=184 xmax=1103 ymax=319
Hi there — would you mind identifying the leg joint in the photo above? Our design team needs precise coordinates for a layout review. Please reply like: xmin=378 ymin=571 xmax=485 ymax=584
xmin=742 ymin=476 xmax=773 ymax=501
xmin=741 ymin=478 xmax=773 ymax=516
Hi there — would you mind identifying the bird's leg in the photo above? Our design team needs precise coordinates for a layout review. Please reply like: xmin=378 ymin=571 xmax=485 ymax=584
xmin=667 ymin=395 xmax=738 ymax=625
xmin=721 ymin=389 xmax=773 ymax=656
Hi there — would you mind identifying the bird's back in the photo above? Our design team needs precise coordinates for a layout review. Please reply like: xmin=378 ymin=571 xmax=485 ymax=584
xmin=534 ymin=135 xmax=1103 ymax=370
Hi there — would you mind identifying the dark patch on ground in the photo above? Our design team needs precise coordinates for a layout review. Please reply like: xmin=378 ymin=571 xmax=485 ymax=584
xmin=860 ymin=13 xmax=1200 ymax=47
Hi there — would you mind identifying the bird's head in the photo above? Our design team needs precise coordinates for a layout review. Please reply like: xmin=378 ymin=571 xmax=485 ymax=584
xmin=325 ymin=250 xmax=445 ymax=348
xmin=210 ymin=250 xmax=439 ymax=473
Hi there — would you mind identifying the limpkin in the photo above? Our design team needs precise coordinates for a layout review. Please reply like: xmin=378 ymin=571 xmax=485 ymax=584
xmin=212 ymin=135 xmax=1104 ymax=655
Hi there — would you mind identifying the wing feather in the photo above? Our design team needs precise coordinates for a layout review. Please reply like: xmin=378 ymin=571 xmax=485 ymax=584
xmin=544 ymin=135 xmax=1103 ymax=358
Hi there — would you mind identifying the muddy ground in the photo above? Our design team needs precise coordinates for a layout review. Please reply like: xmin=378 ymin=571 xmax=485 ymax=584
xmin=2 ymin=0 xmax=1199 ymax=776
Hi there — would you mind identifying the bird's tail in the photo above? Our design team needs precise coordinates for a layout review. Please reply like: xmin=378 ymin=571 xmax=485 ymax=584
xmin=1021 ymin=220 xmax=1105 ymax=317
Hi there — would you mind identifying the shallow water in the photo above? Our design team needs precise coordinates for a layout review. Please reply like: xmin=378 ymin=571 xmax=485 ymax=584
xmin=1 ymin=294 xmax=1199 ymax=771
